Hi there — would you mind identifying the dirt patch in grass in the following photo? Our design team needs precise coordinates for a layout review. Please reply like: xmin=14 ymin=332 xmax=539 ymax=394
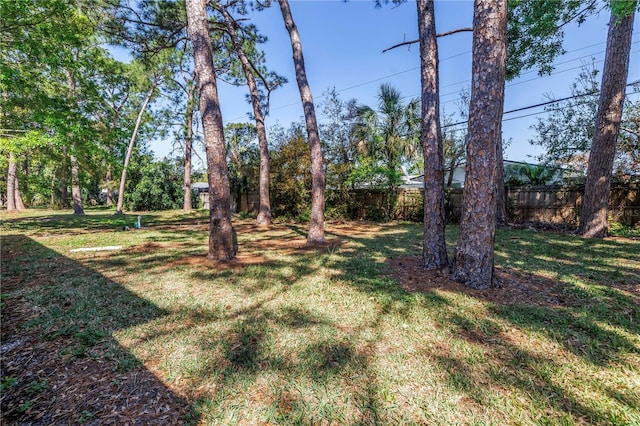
xmin=385 ymin=254 xmax=640 ymax=307
xmin=329 ymin=221 xmax=387 ymax=237
xmin=385 ymin=255 xmax=585 ymax=307
xmin=127 ymin=241 xmax=184 ymax=253
xmin=163 ymin=252 xmax=269 ymax=270
xmin=127 ymin=236 xmax=344 ymax=271
xmin=246 ymin=237 xmax=344 ymax=255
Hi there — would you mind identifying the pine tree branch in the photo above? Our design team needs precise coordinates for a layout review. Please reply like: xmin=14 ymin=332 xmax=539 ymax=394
xmin=620 ymin=127 xmax=640 ymax=137
xmin=382 ymin=27 xmax=473 ymax=53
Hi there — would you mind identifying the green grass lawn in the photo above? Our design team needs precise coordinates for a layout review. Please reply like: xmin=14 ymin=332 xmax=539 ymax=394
xmin=1 ymin=208 xmax=639 ymax=425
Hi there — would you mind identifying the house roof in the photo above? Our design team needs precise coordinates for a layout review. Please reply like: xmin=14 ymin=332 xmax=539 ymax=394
xmin=192 ymin=182 xmax=209 ymax=190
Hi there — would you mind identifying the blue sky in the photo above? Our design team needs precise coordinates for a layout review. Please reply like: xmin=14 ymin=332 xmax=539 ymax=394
xmin=151 ymin=0 xmax=640 ymax=168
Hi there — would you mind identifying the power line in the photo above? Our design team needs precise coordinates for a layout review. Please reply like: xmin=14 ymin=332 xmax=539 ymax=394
xmin=503 ymin=89 xmax=639 ymax=123
xmin=423 ymin=39 xmax=639 ymax=103
xmin=345 ymin=39 xmax=619 ymax=99
xmin=227 ymin=51 xmax=475 ymax=119
xmin=438 ymin=57 xmax=606 ymax=106
xmin=441 ymin=84 xmax=639 ymax=130
xmin=226 ymin=37 xmax=639 ymax=122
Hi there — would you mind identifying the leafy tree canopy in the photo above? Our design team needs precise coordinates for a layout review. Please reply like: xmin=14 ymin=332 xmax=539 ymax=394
xmin=529 ymin=64 xmax=639 ymax=176
xmin=126 ymin=158 xmax=185 ymax=211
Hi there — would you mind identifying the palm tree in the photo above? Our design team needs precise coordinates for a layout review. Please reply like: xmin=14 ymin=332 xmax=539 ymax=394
xmin=353 ymin=83 xmax=421 ymax=183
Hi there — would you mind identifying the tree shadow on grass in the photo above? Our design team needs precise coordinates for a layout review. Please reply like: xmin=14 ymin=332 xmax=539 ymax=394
xmin=389 ymin=252 xmax=639 ymax=366
xmin=436 ymin=314 xmax=640 ymax=424
xmin=341 ymin=225 xmax=640 ymax=423
xmin=0 ymin=234 xmax=197 ymax=425
xmin=432 ymin=339 xmax=609 ymax=424
xmin=189 ymin=304 xmax=387 ymax=424
xmin=383 ymin=257 xmax=639 ymax=423
xmin=12 ymin=216 xmax=635 ymax=423
xmin=494 ymin=229 xmax=640 ymax=293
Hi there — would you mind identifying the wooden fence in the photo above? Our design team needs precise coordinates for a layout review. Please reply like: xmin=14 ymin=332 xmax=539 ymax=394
xmin=350 ymin=185 xmax=639 ymax=227
xmin=504 ymin=184 xmax=639 ymax=226
xmin=215 ymin=184 xmax=639 ymax=227
xmin=199 ymin=192 xmax=259 ymax=213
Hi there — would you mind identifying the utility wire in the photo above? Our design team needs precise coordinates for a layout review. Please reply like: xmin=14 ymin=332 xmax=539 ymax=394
xmin=422 ymin=40 xmax=639 ymax=103
xmin=441 ymin=84 xmax=639 ymax=130
xmin=226 ymin=38 xmax=639 ymax=122
xmin=505 ymin=89 xmax=639 ymax=123
xmin=438 ymin=57 xmax=606 ymax=106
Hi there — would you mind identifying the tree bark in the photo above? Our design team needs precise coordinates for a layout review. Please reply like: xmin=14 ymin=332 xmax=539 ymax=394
xmin=452 ymin=0 xmax=507 ymax=289
xmin=418 ymin=0 xmax=448 ymax=270
xmin=70 ymin=150 xmax=84 ymax=215
xmin=278 ymin=0 xmax=326 ymax=244
xmin=14 ymin=173 xmax=25 ymax=210
xmin=50 ymin=173 xmax=55 ymax=208
xmin=106 ymin=167 xmax=113 ymax=206
xmin=14 ymin=157 xmax=27 ymax=209
xmin=219 ymin=6 xmax=271 ymax=225
xmin=186 ymin=0 xmax=235 ymax=260
xmin=578 ymin=5 xmax=636 ymax=238
xmin=446 ymin=157 xmax=460 ymax=189
xmin=53 ymin=161 xmax=68 ymax=209
xmin=116 ymin=84 xmax=156 ymax=214
xmin=183 ymin=80 xmax=195 ymax=212
xmin=55 ymin=155 xmax=69 ymax=209
xmin=6 ymin=152 xmax=17 ymax=211
xmin=496 ymin=135 xmax=507 ymax=226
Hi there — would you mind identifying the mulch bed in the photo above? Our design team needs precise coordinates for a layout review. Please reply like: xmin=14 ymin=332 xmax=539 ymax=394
xmin=384 ymin=254 xmax=639 ymax=307
xmin=386 ymin=255 xmax=580 ymax=307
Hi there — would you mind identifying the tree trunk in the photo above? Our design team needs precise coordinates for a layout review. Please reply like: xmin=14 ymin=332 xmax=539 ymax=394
xmin=116 ymin=84 xmax=156 ymax=214
xmin=219 ymin=6 xmax=272 ymax=225
xmin=579 ymin=5 xmax=636 ymax=238
xmin=14 ymin=157 xmax=27 ymax=209
xmin=59 ymin=179 xmax=68 ymax=208
xmin=446 ymin=160 xmax=455 ymax=189
xmin=106 ymin=167 xmax=113 ymax=206
xmin=65 ymin=70 xmax=83 ymax=215
xmin=418 ymin=0 xmax=448 ymax=270
xmin=496 ymin=135 xmax=507 ymax=227
xmin=55 ymin=157 xmax=68 ymax=209
xmin=278 ymin=0 xmax=326 ymax=244
xmin=14 ymin=173 xmax=26 ymax=210
xmin=6 ymin=152 xmax=17 ymax=211
xmin=21 ymin=157 xmax=29 ymax=181
xmin=70 ymin=151 xmax=84 ymax=215
xmin=51 ymin=165 xmax=65 ymax=209
xmin=452 ymin=0 xmax=507 ymax=289
xmin=186 ymin=0 xmax=235 ymax=260
xmin=50 ymin=173 xmax=56 ymax=208
xmin=183 ymin=81 xmax=195 ymax=212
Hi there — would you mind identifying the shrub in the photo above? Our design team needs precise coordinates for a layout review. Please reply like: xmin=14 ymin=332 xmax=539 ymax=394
xmin=125 ymin=159 xmax=184 ymax=211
